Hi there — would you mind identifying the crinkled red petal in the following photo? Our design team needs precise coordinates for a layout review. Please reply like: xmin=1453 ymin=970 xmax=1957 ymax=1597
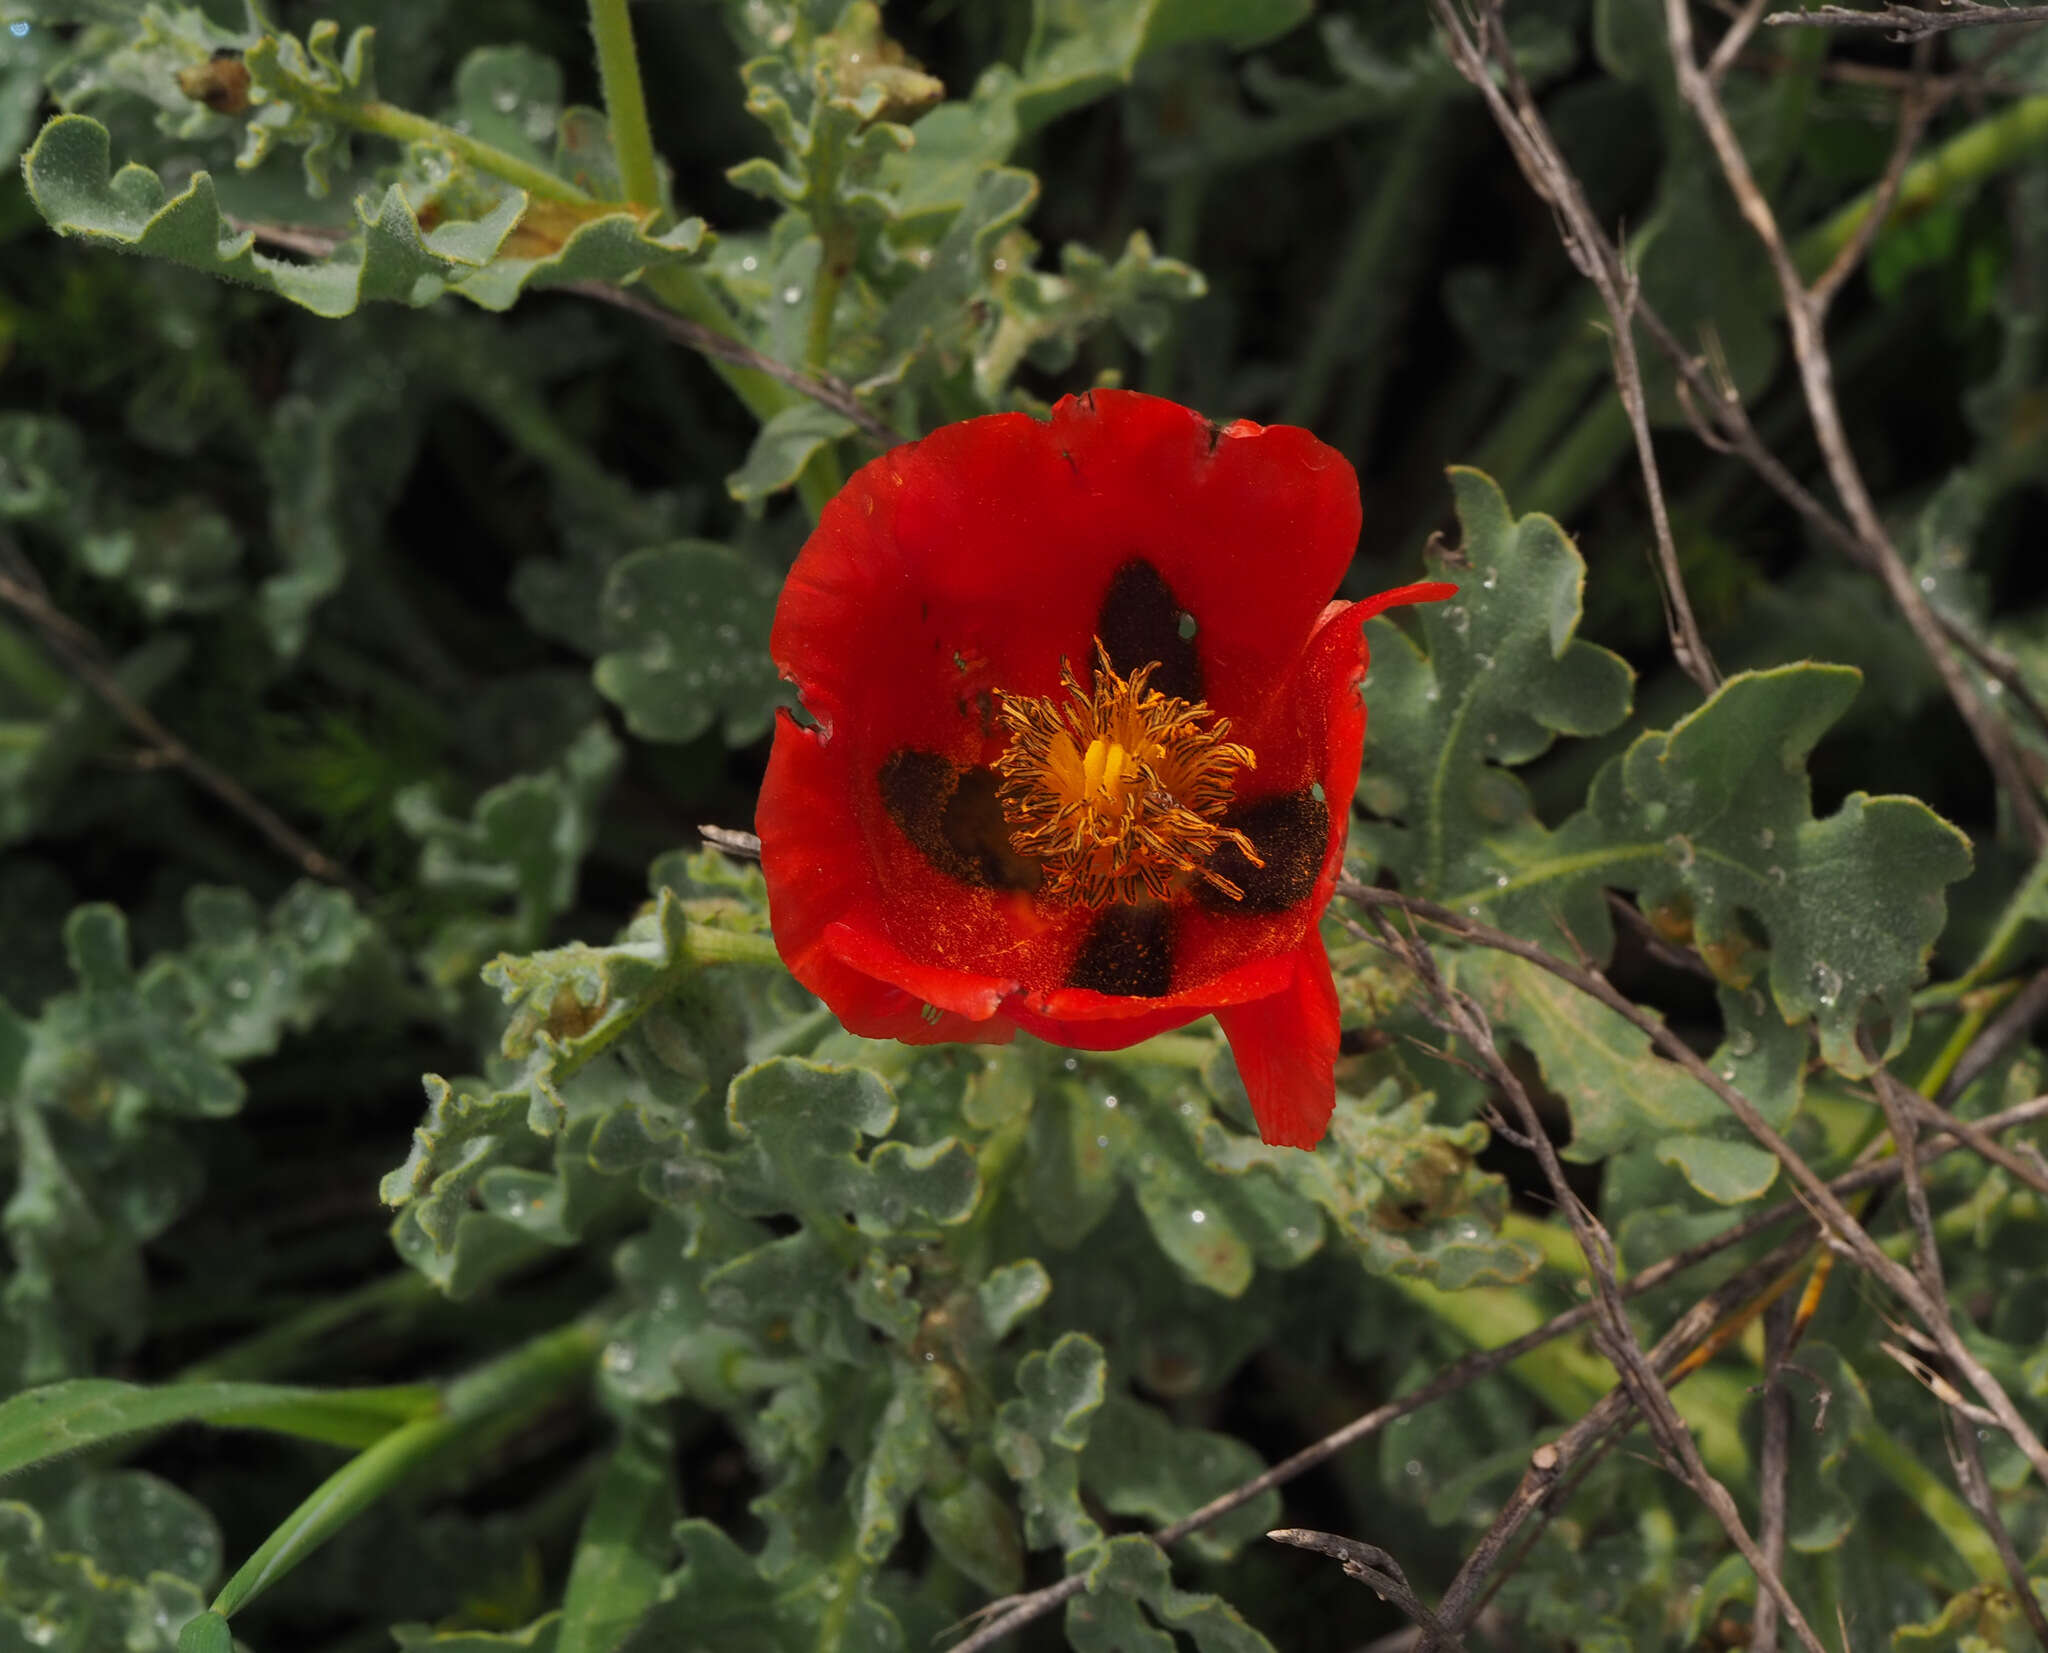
xmin=759 ymin=708 xmax=1022 ymax=1037
xmin=1169 ymin=581 xmax=1456 ymax=994
xmin=758 ymin=384 xmax=1454 ymax=1117
xmin=772 ymin=389 xmax=1364 ymax=756
xmin=1214 ymin=942 xmax=1342 ymax=1149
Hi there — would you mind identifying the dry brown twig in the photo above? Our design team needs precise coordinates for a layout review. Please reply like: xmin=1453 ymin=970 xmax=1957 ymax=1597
xmin=1342 ymin=879 xmax=2048 ymax=1491
xmin=1369 ymin=906 xmax=1831 ymax=1653
xmin=931 ymin=1058 xmax=2048 ymax=1652
xmin=1661 ymin=0 xmax=2048 ymax=849
xmin=1435 ymin=3 xmax=2048 ymax=846
xmin=1427 ymin=0 xmax=1721 ymax=697
xmin=1266 ymin=1531 xmax=1467 ymax=1650
xmin=1749 ymin=1295 xmax=1798 ymax=1653
xmin=1765 ymin=2 xmax=2048 ymax=42
xmin=0 ymin=539 xmax=362 ymax=897
xmin=1869 ymin=1071 xmax=2048 ymax=1648
xmin=224 ymin=217 xmax=905 ymax=449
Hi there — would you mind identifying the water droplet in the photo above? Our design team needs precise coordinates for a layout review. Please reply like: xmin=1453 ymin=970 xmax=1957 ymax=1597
xmin=1919 ymin=574 xmax=1937 ymax=592
xmin=1474 ymin=652 xmax=1495 ymax=671
xmin=1284 ymin=1225 xmax=1301 ymax=1240
xmin=1812 ymin=963 xmax=1842 ymax=1009
xmin=1422 ymin=683 xmax=1440 ymax=703
xmin=1494 ymin=873 xmax=1510 ymax=889
xmin=602 ymin=1342 xmax=637 ymax=1374
xmin=715 ymin=622 xmax=740 ymax=645
xmin=1465 ymin=904 xmax=1481 ymax=918
xmin=1769 ymin=865 xmax=1787 ymax=886
xmin=780 ymin=284 xmax=803 ymax=305
xmin=1062 ymin=1056 xmax=1079 ymax=1071
xmin=1178 ymin=1100 xmax=1194 ymax=1116
xmin=492 ymin=87 xmax=520 ymax=113
xmin=1404 ymin=1459 xmax=1423 ymax=1477
xmin=1757 ymin=827 xmax=1775 ymax=849
xmin=1095 ymin=1134 xmax=1109 ymax=1148
xmin=1988 ymin=678 xmax=2006 ymax=697
xmin=1189 ymin=1209 xmax=1206 ymax=1225
xmin=1102 ymin=1093 xmax=1119 ymax=1109
xmin=740 ymin=254 xmax=758 ymax=272
xmin=1726 ymin=1026 xmax=1756 ymax=1057
xmin=1664 ymin=833 xmax=1695 ymax=870
xmin=1444 ymin=606 xmax=1470 ymax=634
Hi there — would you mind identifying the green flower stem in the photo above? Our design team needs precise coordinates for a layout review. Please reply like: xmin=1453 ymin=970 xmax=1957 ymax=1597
xmin=292 ymin=89 xmax=592 ymax=206
xmin=1139 ymin=167 xmax=1207 ymax=397
xmin=1946 ymin=848 xmax=2048 ymax=1000
xmin=587 ymin=0 xmax=663 ymax=211
xmin=1476 ymin=94 xmax=2048 ymax=511
xmin=1280 ymin=99 xmax=1449 ymax=431
xmin=805 ymin=222 xmax=857 ymax=373
xmin=209 ymin=1316 xmax=605 ymax=1621
xmin=1854 ymin=1420 xmax=2006 ymax=1587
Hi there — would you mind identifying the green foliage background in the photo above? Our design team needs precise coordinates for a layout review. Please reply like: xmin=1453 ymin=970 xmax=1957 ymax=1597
xmin=2 ymin=1 xmax=2048 ymax=1649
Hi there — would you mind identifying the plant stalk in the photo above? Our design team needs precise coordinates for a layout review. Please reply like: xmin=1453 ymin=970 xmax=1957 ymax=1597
xmin=587 ymin=0 xmax=664 ymax=211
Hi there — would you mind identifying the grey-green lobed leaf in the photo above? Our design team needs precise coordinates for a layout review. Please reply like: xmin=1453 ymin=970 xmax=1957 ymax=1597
xmin=22 ymin=114 xmax=706 ymax=321
xmin=594 ymin=542 xmax=786 ymax=743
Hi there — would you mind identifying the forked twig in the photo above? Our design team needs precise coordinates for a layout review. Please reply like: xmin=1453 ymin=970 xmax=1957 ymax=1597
xmin=1663 ymin=0 xmax=2048 ymax=850
xmin=1765 ymin=3 xmax=2048 ymax=41
xmin=1267 ymin=1531 xmax=1466 ymax=1651
xmin=1369 ymin=906 xmax=1829 ymax=1653
xmin=1428 ymin=0 xmax=1721 ymax=696
xmin=224 ymin=217 xmax=904 ymax=449
xmin=1339 ymin=880 xmax=2048 ymax=1489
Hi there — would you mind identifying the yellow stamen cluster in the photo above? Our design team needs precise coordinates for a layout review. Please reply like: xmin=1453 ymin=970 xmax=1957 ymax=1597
xmin=994 ymin=642 xmax=1262 ymax=908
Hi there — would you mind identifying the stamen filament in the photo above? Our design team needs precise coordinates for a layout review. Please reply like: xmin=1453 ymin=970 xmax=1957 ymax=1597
xmin=993 ymin=642 xmax=1263 ymax=909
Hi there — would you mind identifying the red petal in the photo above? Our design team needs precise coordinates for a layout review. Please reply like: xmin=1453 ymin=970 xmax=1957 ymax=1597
xmin=1214 ymin=942 xmax=1342 ymax=1149
xmin=771 ymin=390 xmax=1365 ymax=766
xmin=759 ymin=708 xmax=1027 ymax=1037
xmin=1169 ymin=582 xmax=1454 ymax=996
xmin=1004 ymin=1000 xmax=1206 ymax=1051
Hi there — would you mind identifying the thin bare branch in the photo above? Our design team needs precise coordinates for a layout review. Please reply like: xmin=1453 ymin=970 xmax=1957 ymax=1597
xmin=698 ymin=823 xmax=764 ymax=859
xmin=1428 ymin=0 xmax=1722 ymax=696
xmin=1266 ymin=1531 xmax=1466 ymax=1650
xmin=224 ymin=217 xmax=906 ymax=449
xmin=1902 ymin=1080 xmax=2048 ymax=1198
xmin=1709 ymin=0 xmax=1776 ymax=80
xmin=0 ymin=548 xmax=362 ymax=897
xmin=1765 ymin=2 xmax=2048 ymax=42
xmin=1664 ymin=0 xmax=2048 ymax=850
xmin=1946 ymin=1414 xmax=2048 ymax=1650
xmin=1749 ymin=1296 xmax=1797 ymax=1653
xmin=1340 ymin=878 xmax=2048 ymax=1489
xmin=1808 ymin=38 xmax=1939 ymax=311
xmin=1369 ymin=907 xmax=1828 ymax=1653
xmin=567 ymin=281 xmax=907 ymax=448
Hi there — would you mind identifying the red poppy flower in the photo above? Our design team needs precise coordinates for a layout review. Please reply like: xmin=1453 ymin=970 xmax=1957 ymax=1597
xmin=756 ymin=390 xmax=1453 ymax=1149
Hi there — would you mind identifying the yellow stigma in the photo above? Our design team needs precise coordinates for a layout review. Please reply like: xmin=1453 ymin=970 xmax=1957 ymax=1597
xmin=993 ymin=642 xmax=1262 ymax=908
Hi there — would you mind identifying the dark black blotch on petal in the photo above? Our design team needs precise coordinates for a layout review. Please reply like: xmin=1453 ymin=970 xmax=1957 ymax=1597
xmin=1097 ymin=558 xmax=1200 ymax=702
xmin=1067 ymin=904 xmax=1174 ymax=997
xmin=879 ymin=750 xmax=1040 ymax=891
xmin=1198 ymin=788 xmax=1328 ymax=915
